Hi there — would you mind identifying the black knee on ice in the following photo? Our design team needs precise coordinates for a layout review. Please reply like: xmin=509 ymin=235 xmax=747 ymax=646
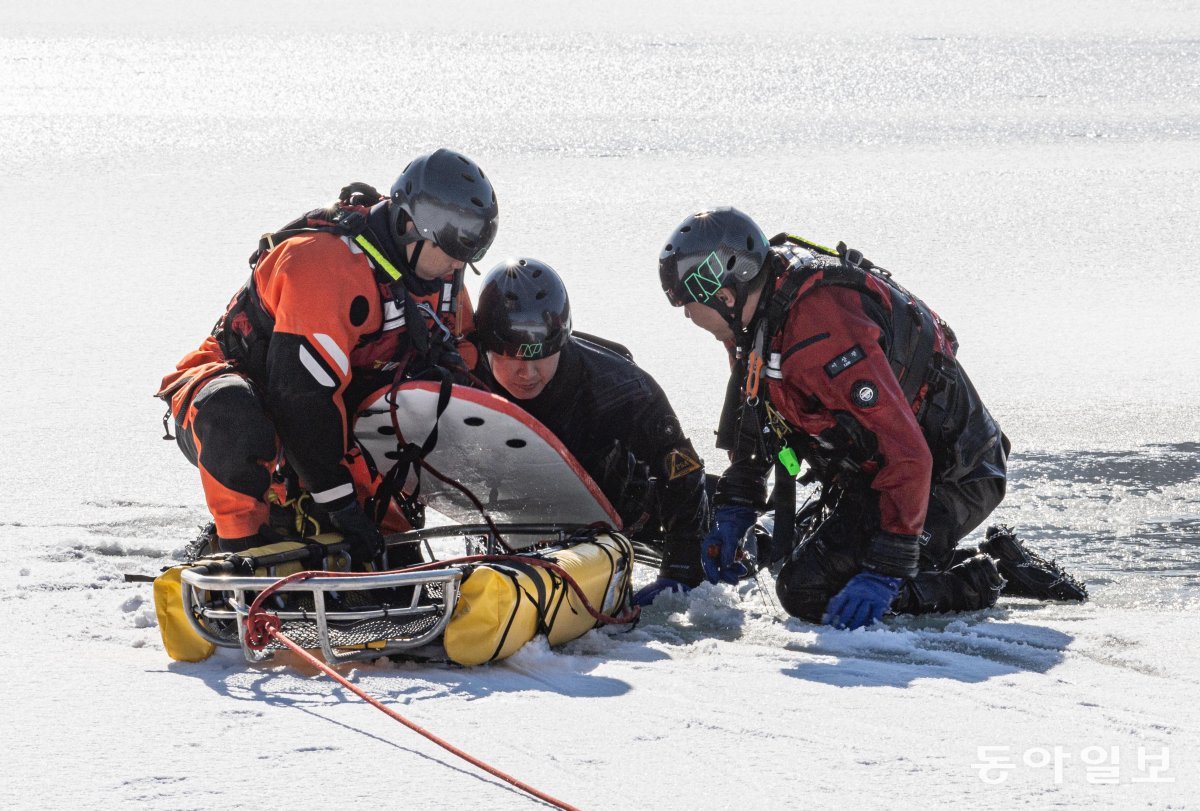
xmin=192 ymin=377 xmax=277 ymax=496
xmin=774 ymin=533 xmax=866 ymax=621
xmin=775 ymin=563 xmax=833 ymax=622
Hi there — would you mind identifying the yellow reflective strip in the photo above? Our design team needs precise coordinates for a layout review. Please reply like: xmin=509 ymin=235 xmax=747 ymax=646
xmin=354 ymin=234 xmax=402 ymax=281
xmin=787 ymin=234 xmax=838 ymax=257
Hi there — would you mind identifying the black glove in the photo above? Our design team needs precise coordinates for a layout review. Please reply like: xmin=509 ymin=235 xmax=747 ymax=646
xmin=327 ymin=501 xmax=386 ymax=565
xmin=440 ymin=349 xmax=475 ymax=386
xmin=597 ymin=441 xmax=653 ymax=529
xmin=338 ymin=181 xmax=384 ymax=207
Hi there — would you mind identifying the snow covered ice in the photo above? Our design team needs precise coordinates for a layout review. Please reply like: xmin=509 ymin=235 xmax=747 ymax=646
xmin=2 ymin=1 xmax=1198 ymax=808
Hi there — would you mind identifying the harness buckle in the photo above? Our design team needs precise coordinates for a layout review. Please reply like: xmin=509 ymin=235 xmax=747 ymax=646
xmin=415 ymin=301 xmax=454 ymax=345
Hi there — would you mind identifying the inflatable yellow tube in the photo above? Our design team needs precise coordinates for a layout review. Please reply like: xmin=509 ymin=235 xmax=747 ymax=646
xmin=443 ymin=532 xmax=633 ymax=667
xmin=154 ymin=565 xmax=216 ymax=663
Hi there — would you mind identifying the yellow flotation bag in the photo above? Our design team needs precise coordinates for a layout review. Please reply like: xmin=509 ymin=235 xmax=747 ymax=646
xmin=443 ymin=532 xmax=633 ymax=667
xmin=154 ymin=534 xmax=351 ymax=662
xmin=154 ymin=565 xmax=217 ymax=662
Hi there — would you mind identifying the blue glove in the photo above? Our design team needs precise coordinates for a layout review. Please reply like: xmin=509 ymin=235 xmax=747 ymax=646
xmin=823 ymin=571 xmax=903 ymax=630
xmin=632 ymin=577 xmax=690 ymax=607
xmin=702 ymin=505 xmax=756 ymax=585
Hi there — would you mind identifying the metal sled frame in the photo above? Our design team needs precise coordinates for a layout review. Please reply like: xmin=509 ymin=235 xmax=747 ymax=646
xmin=179 ymin=523 xmax=599 ymax=665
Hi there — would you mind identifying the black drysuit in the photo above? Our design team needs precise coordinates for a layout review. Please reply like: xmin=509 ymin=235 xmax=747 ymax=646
xmin=475 ymin=337 xmax=710 ymax=584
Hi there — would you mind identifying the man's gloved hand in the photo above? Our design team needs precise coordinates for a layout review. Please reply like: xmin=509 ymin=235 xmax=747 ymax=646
xmin=598 ymin=441 xmax=653 ymax=530
xmin=338 ymin=181 xmax=384 ymax=207
xmin=702 ymin=505 xmax=756 ymax=585
xmin=327 ymin=500 xmax=386 ymax=565
xmin=632 ymin=577 xmax=690 ymax=607
xmin=440 ymin=349 xmax=475 ymax=387
xmin=822 ymin=571 xmax=903 ymax=630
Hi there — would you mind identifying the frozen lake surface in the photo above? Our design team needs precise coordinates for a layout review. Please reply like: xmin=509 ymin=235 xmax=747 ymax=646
xmin=2 ymin=2 xmax=1198 ymax=808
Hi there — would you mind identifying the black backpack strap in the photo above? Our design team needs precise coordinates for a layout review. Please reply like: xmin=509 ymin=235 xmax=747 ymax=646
xmin=248 ymin=204 xmax=373 ymax=270
xmin=372 ymin=372 xmax=454 ymax=521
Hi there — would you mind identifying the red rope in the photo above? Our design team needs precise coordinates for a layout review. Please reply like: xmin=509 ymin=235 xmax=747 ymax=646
xmin=239 ymin=549 xmax=639 ymax=810
xmin=265 ymin=625 xmax=581 ymax=811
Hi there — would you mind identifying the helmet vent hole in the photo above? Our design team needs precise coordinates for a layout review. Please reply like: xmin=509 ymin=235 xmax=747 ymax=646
xmin=505 ymin=291 xmax=519 ymax=300
xmin=518 ymin=259 xmax=527 ymax=266
xmin=535 ymin=290 xmax=547 ymax=300
xmin=531 ymin=267 xmax=542 ymax=278
xmin=726 ymin=254 xmax=737 ymax=271
xmin=506 ymin=438 xmax=527 ymax=449
xmin=471 ymin=196 xmax=484 ymax=207
xmin=457 ymin=155 xmax=470 ymax=165
xmin=665 ymin=243 xmax=673 ymax=251
xmin=405 ymin=181 xmax=413 ymax=194
xmin=462 ymin=173 xmax=476 ymax=183
xmin=464 ymin=416 xmax=485 ymax=427
xmin=681 ymin=226 xmax=692 ymax=233
xmin=746 ymin=236 xmax=754 ymax=250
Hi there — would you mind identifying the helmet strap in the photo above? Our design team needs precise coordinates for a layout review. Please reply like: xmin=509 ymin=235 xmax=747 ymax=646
xmin=408 ymin=239 xmax=425 ymax=272
xmin=744 ymin=260 xmax=778 ymax=335
xmin=706 ymin=286 xmax=746 ymax=339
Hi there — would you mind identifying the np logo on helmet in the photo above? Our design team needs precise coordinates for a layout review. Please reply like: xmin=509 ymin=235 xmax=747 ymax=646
xmin=517 ymin=343 xmax=543 ymax=358
xmin=683 ymin=251 xmax=727 ymax=303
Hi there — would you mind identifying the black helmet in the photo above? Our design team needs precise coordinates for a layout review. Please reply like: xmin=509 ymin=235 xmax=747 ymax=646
xmin=475 ymin=258 xmax=572 ymax=359
xmin=389 ymin=148 xmax=499 ymax=263
xmin=658 ymin=206 xmax=769 ymax=308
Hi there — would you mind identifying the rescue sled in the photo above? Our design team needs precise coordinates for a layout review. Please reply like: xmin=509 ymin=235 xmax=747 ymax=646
xmin=158 ymin=381 xmax=636 ymax=667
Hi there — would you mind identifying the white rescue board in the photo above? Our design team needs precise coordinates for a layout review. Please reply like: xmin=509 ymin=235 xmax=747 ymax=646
xmin=354 ymin=381 xmax=621 ymax=527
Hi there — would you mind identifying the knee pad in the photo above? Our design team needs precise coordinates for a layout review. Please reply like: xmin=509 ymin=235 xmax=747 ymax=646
xmin=774 ymin=536 xmax=861 ymax=622
xmin=775 ymin=563 xmax=832 ymax=622
xmin=191 ymin=377 xmax=277 ymax=496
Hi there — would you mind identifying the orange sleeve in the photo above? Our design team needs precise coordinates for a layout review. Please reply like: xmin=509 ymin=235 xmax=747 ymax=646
xmin=254 ymin=233 xmax=381 ymax=501
xmin=454 ymin=284 xmax=478 ymax=370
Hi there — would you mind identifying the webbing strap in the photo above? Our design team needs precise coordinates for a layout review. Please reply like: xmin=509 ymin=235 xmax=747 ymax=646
xmin=487 ymin=567 xmax=529 ymax=662
xmin=354 ymin=234 xmax=403 ymax=281
xmin=499 ymin=559 xmax=565 ymax=637
xmin=373 ymin=373 xmax=455 ymax=524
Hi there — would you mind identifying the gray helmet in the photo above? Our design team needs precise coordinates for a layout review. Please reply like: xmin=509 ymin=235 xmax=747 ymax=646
xmin=475 ymin=258 xmax=572 ymax=359
xmin=389 ymin=148 xmax=499 ymax=263
xmin=658 ymin=206 xmax=769 ymax=308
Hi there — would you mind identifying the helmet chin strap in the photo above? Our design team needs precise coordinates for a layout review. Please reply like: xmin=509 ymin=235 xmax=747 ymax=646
xmin=710 ymin=286 xmax=750 ymax=343
xmin=408 ymin=239 xmax=425 ymax=272
xmin=386 ymin=206 xmax=420 ymax=276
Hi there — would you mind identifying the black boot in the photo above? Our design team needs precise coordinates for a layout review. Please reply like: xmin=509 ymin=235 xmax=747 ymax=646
xmin=893 ymin=554 xmax=1005 ymax=615
xmin=184 ymin=522 xmax=220 ymax=563
xmin=978 ymin=525 xmax=1088 ymax=602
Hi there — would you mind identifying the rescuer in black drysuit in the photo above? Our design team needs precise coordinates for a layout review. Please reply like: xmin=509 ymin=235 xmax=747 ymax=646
xmin=470 ymin=258 xmax=710 ymax=602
